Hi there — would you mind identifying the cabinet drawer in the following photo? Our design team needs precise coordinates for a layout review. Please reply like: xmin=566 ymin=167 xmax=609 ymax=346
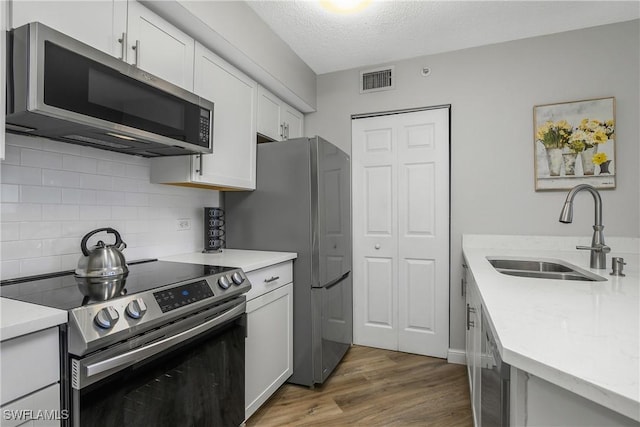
xmin=245 ymin=261 xmax=293 ymax=301
xmin=1 ymin=328 xmax=60 ymax=406
xmin=0 ymin=383 xmax=61 ymax=427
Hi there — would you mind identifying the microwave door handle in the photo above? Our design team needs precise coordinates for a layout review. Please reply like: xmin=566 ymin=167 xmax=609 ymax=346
xmin=84 ymin=302 xmax=245 ymax=378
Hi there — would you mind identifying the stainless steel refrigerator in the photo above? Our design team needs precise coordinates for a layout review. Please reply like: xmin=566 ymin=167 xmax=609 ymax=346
xmin=225 ymin=136 xmax=352 ymax=387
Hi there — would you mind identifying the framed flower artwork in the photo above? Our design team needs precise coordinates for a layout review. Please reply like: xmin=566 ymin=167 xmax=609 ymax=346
xmin=533 ymin=97 xmax=616 ymax=191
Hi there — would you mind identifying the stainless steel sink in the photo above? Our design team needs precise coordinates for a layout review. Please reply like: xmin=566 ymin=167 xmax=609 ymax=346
xmin=487 ymin=257 xmax=606 ymax=282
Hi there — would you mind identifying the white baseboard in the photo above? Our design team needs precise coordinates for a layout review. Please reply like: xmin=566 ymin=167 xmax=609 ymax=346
xmin=447 ymin=348 xmax=467 ymax=365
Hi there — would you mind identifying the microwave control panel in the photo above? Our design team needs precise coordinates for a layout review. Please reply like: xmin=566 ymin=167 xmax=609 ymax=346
xmin=199 ymin=109 xmax=211 ymax=146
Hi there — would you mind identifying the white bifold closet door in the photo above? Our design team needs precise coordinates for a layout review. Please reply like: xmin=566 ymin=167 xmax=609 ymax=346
xmin=352 ymin=107 xmax=450 ymax=358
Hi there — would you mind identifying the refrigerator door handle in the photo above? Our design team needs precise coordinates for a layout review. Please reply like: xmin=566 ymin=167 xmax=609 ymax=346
xmin=323 ymin=271 xmax=350 ymax=290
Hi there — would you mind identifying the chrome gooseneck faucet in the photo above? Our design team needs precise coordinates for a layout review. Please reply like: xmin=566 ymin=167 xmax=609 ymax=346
xmin=559 ymin=184 xmax=610 ymax=269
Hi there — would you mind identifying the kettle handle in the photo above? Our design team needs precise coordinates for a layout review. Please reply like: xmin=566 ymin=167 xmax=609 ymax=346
xmin=80 ymin=228 xmax=126 ymax=256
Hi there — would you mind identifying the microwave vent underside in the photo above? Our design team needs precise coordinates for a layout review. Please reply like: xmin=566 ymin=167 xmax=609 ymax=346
xmin=6 ymin=111 xmax=200 ymax=157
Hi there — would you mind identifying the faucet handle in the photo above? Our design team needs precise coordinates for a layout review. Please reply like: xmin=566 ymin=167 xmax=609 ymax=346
xmin=576 ymin=244 xmax=611 ymax=253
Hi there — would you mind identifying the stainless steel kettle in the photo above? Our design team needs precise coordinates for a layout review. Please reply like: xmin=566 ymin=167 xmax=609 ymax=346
xmin=75 ymin=228 xmax=128 ymax=278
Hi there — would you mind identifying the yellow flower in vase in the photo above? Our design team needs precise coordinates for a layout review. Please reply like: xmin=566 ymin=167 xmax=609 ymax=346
xmin=592 ymin=152 xmax=608 ymax=165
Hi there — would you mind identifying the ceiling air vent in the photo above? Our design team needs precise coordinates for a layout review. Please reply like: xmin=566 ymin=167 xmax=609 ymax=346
xmin=360 ymin=66 xmax=395 ymax=94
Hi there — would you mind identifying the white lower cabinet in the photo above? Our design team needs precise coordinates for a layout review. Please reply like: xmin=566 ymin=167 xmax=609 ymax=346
xmin=244 ymin=261 xmax=294 ymax=420
xmin=0 ymin=327 xmax=62 ymax=426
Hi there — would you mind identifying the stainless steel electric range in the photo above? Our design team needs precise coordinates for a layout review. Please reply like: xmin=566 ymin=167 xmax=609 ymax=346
xmin=1 ymin=259 xmax=251 ymax=427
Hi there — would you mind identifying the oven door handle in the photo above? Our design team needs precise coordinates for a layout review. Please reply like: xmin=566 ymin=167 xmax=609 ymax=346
xmin=84 ymin=302 xmax=245 ymax=378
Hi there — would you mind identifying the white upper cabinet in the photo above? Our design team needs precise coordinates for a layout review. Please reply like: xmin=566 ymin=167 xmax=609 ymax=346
xmin=126 ymin=0 xmax=194 ymax=90
xmin=11 ymin=0 xmax=127 ymax=57
xmin=11 ymin=0 xmax=194 ymax=90
xmin=150 ymin=43 xmax=257 ymax=190
xmin=257 ymin=85 xmax=304 ymax=141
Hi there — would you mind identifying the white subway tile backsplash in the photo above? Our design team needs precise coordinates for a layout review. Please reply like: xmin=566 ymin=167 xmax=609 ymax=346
xmin=79 ymin=173 xmax=112 ymax=191
xmin=1 ymin=260 xmax=21 ymax=279
xmin=1 ymin=223 xmax=20 ymax=242
xmin=43 ymin=204 xmax=80 ymax=221
xmin=20 ymin=256 xmax=62 ymax=277
xmin=62 ymin=189 xmax=97 ymax=205
xmin=42 ymin=169 xmax=80 ymax=188
xmin=1 ymin=184 xmax=20 ymax=203
xmin=125 ymin=192 xmax=149 ymax=207
xmin=97 ymin=160 xmax=126 ymax=177
xmin=62 ymin=155 xmax=98 ymax=174
xmin=1 ymin=164 xmax=42 ymax=185
xmin=1 ymin=203 xmax=42 ymax=222
xmin=21 ymin=148 xmax=63 ymax=169
xmin=113 ymin=176 xmax=140 ymax=193
xmin=78 ymin=205 xmax=111 ymax=220
xmin=1 ymin=137 xmax=219 ymax=280
xmin=3 ymin=144 xmax=21 ymax=165
xmin=19 ymin=222 xmax=62 ymax=240
xmin=21 ymin=185 xmax=62 ymax=204
xmin=111 ymin=206 xmax=138 ymax=220
xmin=42 ymin=237 xmax=80 ymax=256
xmin=125 ymin=164 xmax=150 ymax=180
xmin=61 ymin=221 xmax=98 ymax=238
xmin=96 ymin=191 xmax=126 ymax=206
xmin=1 ymin=240 xmax=43 ymax=260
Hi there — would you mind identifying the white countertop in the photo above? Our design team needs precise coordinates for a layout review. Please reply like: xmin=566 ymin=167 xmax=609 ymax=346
xmin=0 ymin=298 xmax=67 ymax=341
xmin=161 ymin=249 xmax=297 ymax=272
xmin=463 ymin=234 xmax=639 ymax=422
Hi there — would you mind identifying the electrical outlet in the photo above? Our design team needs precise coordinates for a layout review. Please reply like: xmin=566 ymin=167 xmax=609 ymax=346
xmin=176 ymin=219 xmax=191 ymax=231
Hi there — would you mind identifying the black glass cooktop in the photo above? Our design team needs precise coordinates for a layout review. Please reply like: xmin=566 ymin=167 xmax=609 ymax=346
xmin=0 ymin=260 xmax=234 ymax=310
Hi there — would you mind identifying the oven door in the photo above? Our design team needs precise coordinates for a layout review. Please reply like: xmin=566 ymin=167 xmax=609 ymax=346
xmin=69 ymin=300 xmax=246 ymax=427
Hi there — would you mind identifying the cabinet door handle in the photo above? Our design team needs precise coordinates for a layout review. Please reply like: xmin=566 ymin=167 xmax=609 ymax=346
xmin=132 ymin=39 xmax=140 ymax=67
xmin=117 ymin=32 xmax=126 ymax=60
xmin=466 ymin=304 xmax=475 ymax=330
xmin=264 ymin=276 xmax=280 ymax=283
xmin=195 ymin=155 xmax=203 ymax=176
xmin=280 ymin=123 xmax=284 ymax=139
xmin=284 ymin=123 xmax=289 ymax=139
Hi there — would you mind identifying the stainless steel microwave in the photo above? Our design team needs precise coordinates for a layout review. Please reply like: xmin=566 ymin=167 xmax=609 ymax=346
xmin=6 ymin=22 xmax=214 ymax=157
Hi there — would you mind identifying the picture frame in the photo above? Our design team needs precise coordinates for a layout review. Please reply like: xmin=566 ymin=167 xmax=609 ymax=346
xmin=533 ymin=97 xmax=616 ymax=191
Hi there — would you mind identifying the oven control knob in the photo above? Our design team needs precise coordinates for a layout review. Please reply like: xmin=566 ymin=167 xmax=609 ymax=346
xmin=218 ymin=275 xmax=231 ymax=290
xmin=126 ymin=298 xmax=147 ymax=320
xmin=94 ymin=307 xmax=119 ymax=329
xmin=231 ymin=272 xmax=244 ymax=285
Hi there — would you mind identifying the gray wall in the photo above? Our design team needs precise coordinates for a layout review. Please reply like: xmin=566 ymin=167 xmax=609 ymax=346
xmin=305 ymin=20 xmax=640 ymax=352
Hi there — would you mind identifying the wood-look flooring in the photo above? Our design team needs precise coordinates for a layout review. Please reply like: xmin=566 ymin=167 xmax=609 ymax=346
xmin=246 ymin=345 xmax=472 ymax=426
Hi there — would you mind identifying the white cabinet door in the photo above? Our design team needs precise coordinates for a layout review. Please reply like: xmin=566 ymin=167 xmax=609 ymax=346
xmin=257 ymin=85 xmax=304 ymax=141
xmin=352 ymin=108 xmax=450 ymax=358
xmin=282 ymin=103 xmax=304 ymax=139
xmin=245 ymin=282 xmax=293 ymax=420
xmin=193 ymin=43 xmax=257 ymax=190
xmin=257 ymin=85 xmax=283 ymax=141
xmin=11 ymin=0 xmax=127 ymax=57
xmin=149 ymin=43 xmax=257 ymax=190
xmin=126 ymin=0 xmax=194 ymax=90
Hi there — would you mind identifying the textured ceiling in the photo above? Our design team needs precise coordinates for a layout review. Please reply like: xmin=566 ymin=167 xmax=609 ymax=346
xmin=246 ymin=1 xmax=640 ymax=75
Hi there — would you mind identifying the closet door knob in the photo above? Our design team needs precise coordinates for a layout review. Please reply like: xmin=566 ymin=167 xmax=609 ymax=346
xmin=374 ymin=244 xmax=380 ymax=250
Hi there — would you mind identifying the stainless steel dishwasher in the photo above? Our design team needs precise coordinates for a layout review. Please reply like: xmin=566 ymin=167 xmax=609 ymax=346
xmin=481 ymin=311 xmax=511 ymax=426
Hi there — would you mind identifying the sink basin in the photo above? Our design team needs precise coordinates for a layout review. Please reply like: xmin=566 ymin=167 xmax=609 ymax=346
xmin=487 ymin=257 xmax=606 ymax=282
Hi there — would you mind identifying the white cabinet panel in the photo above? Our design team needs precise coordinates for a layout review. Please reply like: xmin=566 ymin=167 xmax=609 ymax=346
xmin=1 ymin=328 xmax=59 ymax=406
xmin=150 ymin=43 xmax=257 ymax=190
xmin=126 ymin=0 xmax=194 ymax=90
xmin=245 ymin=276 xmax=293 ymax=420
xmin=257 ymin=85 xmax=304 ymax=141
xmin=257 ymin=86 xmax=282 ymax=141
xmin=11 ymin=0 xmax=127 ymax=57
xmin=0 ymin=384 xmax=61 ymax=427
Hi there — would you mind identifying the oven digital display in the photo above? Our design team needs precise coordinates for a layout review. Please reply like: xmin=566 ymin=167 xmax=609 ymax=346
xmin=153 ymin=280 xmax=214 ymax=313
